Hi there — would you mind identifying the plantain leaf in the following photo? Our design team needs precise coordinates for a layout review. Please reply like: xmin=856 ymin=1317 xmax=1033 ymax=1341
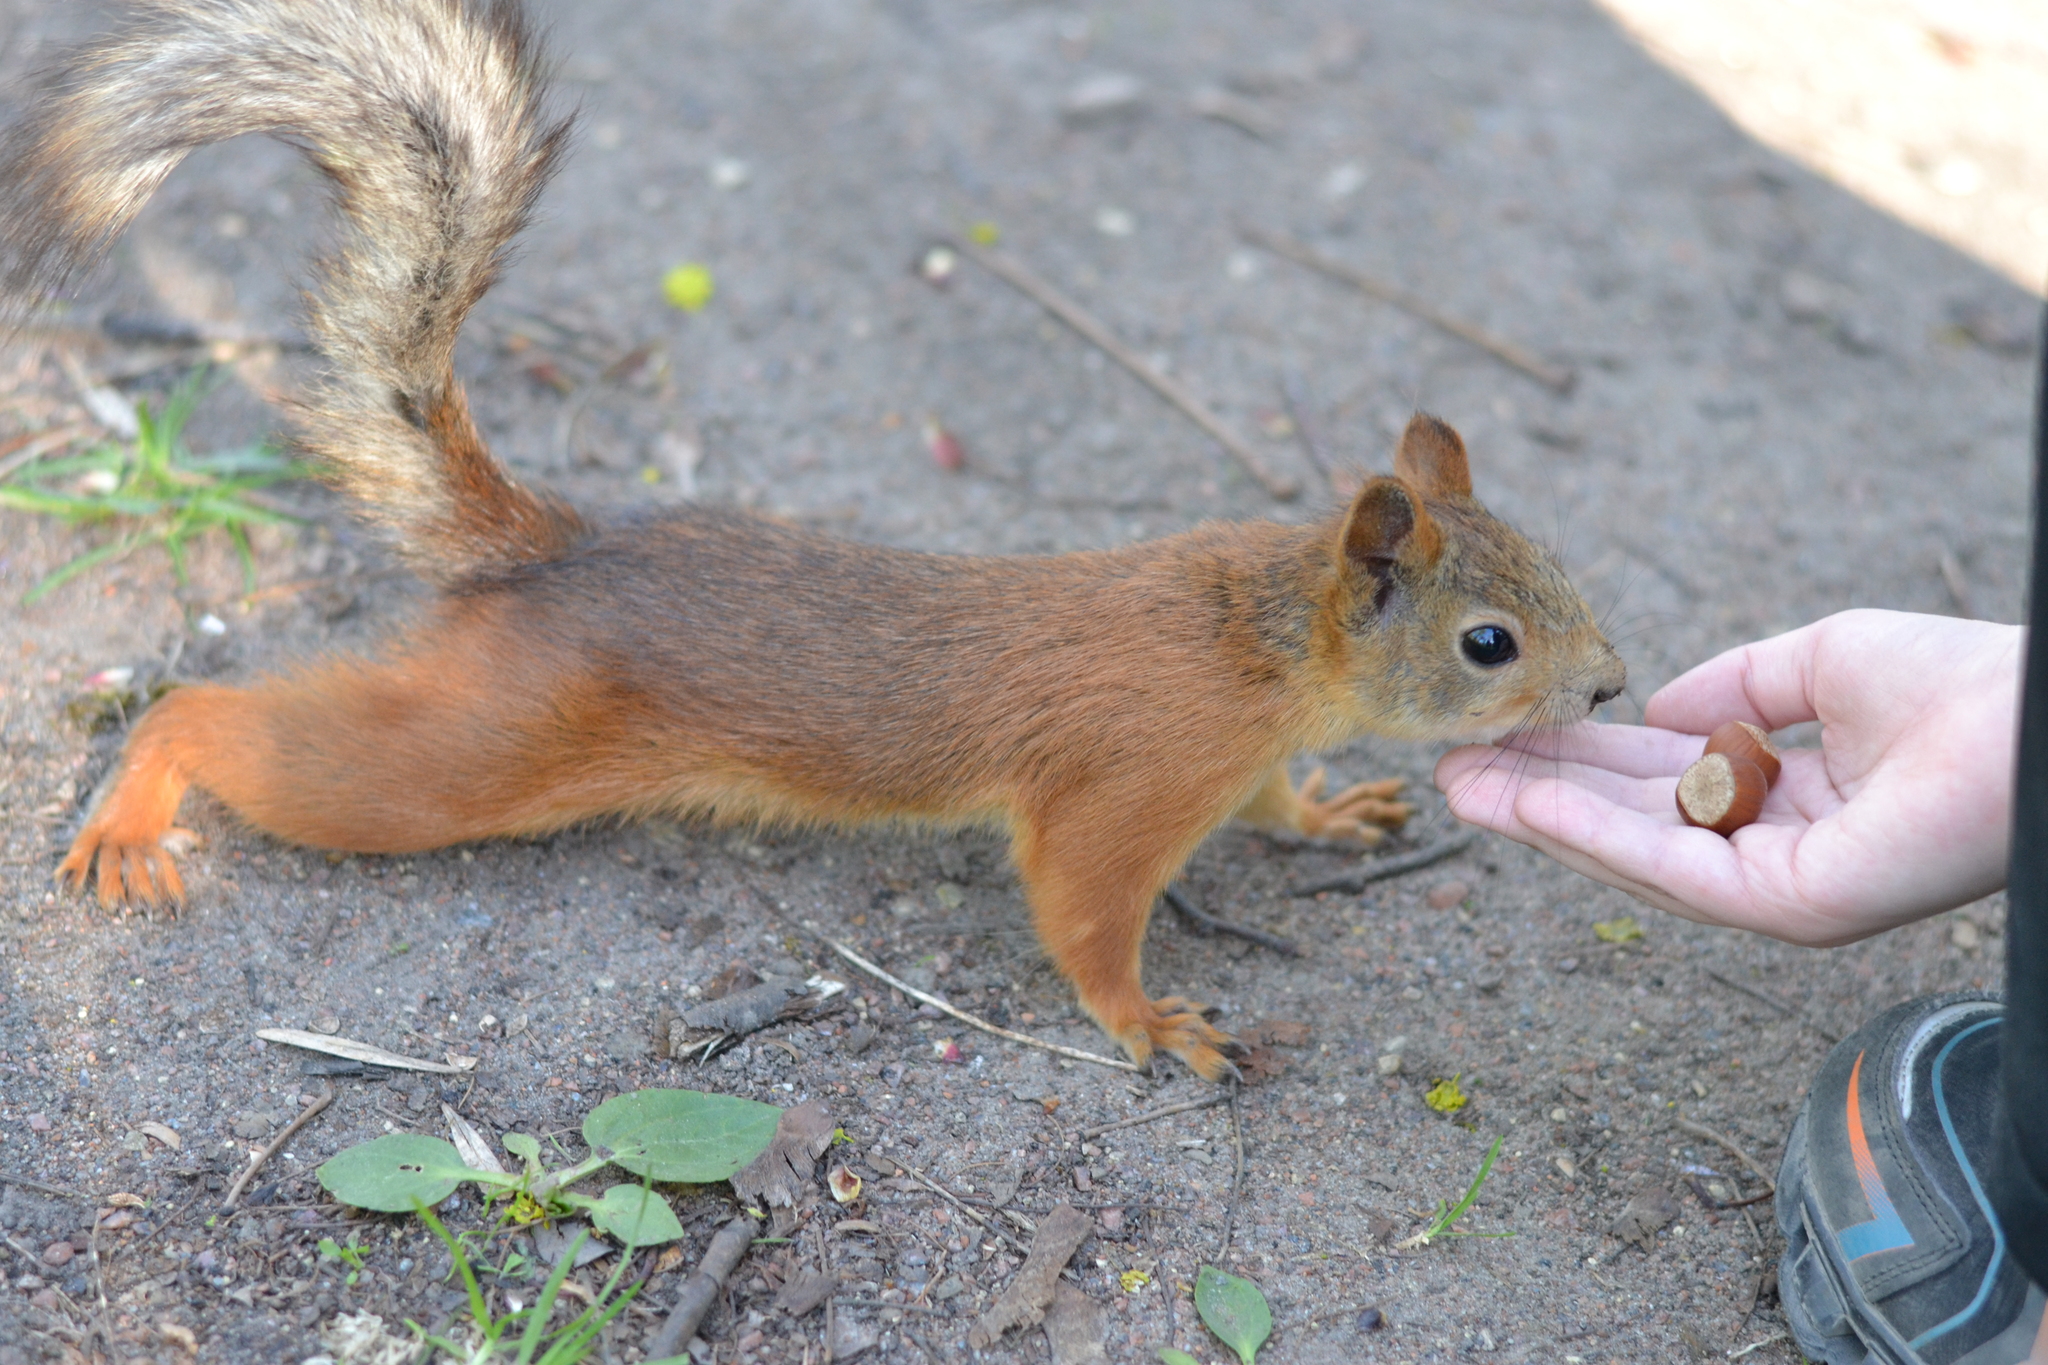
xmin=583 ymin=1089 xmax=781 ymax=1184
xmin=1195 ymin=1265 xmax=1272 ymax=1365
xmin=317 ymin=1134 xmax=475 ymax=1212
xmin=587 ymin=1184 xmax=685 ymax=1247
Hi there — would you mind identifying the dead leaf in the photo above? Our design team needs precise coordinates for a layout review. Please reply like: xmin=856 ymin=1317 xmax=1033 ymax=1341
xmin=1043 ymin=1282 xmax=1110 ymax=1364
xmin=104 ymin=1192 xmax=148 ymax=1209
xmin=138 ymin=1122 xmax=182 ymax=1151
xmin=968 ymin=1203 xmax=1093 ymax=1349
xmin=730 ymin=1101 xmax=836 ymax=1209
xmin=1238 ymin=1044 xmax=1286 ymax=1082
xmin=833 ymin=1219 xmax=882 ymax=1235
xmin=1256 ymin=1020 xmax=1312 ymax=1047
xmin=774 ymin=1267 xmax=837 ymax=1317
xmin=256 ymin=1028 xmax=476 ymax=1074
xmin=1608 ymin=1187 xmax=1680 ymax=1250
xmin=443 ymin=1105 xmax=507 ymax=1175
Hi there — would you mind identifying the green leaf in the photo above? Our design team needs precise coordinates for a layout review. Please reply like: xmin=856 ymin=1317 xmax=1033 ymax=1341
xmin=1194 ymin=1266 xmax=1272 ymax=1365
xmin=1593 ymin=915 xmax=1643 ymax=943
xmin=1158 ymin=1350 xmax=1203 ymax=1365
xmin=587 ymin=1185 xmax=685 ymax=1248
xmin=582 ymin=1089 xmax=781 ymax=1184
xmin=317 ymin=1134 xmax=475 ymax=1212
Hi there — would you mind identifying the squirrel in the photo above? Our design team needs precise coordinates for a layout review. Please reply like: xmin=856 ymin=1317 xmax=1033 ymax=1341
xmin=3 ymin=0 xmax=1624 ymax=1080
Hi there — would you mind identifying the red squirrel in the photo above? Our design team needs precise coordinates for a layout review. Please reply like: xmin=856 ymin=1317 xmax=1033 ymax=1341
xmin=2 ymin=0 xmax=1624 ymax=1079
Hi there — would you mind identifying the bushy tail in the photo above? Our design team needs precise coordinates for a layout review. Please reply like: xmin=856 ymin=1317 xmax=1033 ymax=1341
xmin=0 ymin=0 xmax=586 ymax=580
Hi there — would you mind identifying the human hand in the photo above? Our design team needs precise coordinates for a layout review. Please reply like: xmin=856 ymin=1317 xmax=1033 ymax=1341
xmin=1433 ymin=609 xmax=2021 ymax=945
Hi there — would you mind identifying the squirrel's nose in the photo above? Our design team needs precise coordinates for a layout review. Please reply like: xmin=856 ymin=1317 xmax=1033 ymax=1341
xmin=1590 ymin=683 xmax=1622 ymax=707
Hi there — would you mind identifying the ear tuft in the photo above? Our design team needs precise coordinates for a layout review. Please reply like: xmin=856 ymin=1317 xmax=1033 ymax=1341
xmin=1393 ymin=413 xmax=1473 ymax=498
xmin=1341 ymin=476 xmax=1442 ymax=582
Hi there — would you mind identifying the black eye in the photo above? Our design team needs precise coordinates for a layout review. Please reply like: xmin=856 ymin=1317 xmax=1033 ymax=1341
xmin=1461 ymin=625 xmax=1518 ymax=667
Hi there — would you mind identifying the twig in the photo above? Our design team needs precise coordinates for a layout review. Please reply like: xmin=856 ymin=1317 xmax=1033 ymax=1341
xmin=1698 ymin=968 xmax=1841 ymax=1044
xmin=827 ymin=941 xmax=1141 ymax=1073
xmin=1239 ymin=225 xmax=1577 ymax=393
xmin=890 ymin=1161 xmax=1030 ymax=1253
xmin=1077 ymin=1093 xmax=1227 ymax=1141
xmin=648 ymin=1213 xmax=760 ymax=1360
xmin=1684 ymin=1176 xmax=1772 ymax=1210
xmin=222 ymin=1083 xmax=333 ymax=1210
xmin=830 ymin=1297 xmax=953 ymax=1316
xmin=1728 ymin=1330 xmax=1789 ymax=1359
xmin=1218 ymin=1078 xmax=1244 ymax=1263
xmin=1288 ymin=828 xmax=1479 ymax=896
xmin=1161 ymin=885 xmax=1300 ymax=956
xmin=1674 ymin=1118 xmax=1776 ymax=1194
xmin=1278 ymin=368 xmax=1341 ymax=491
xmin=0 ymin=1170 xmax=94 ymax=1201
xmin=949 ymin=237 xmax=1299 ymax=500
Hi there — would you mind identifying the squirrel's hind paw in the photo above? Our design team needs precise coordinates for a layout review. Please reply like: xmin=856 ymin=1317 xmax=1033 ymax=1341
xmin=58 ymin=826 xmax=189 ymax=910
xmin=1296 ymin=767 xmax=1413 ymax=842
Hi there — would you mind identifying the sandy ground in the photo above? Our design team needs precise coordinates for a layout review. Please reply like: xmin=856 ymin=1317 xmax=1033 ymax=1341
xmin=0 ymin=0 xmax=2036 ymax=1363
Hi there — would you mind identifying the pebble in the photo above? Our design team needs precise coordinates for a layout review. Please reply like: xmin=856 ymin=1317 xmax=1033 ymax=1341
xmin=1555 ymin=958 xmax=1579 ymax=974
xmin=41 ymin=1242 xmax=74 ymax=1267
xmin=26 ymin=1112 xmax=49 ymax=1132
xmin=1376 ymin=1054 xmax=1404 ymax=1076
xmin=1358 ymin=1307 xmax=1386 ymax=1331
xmin=1425 ymin=880 xmax=1469 ymax=909
xmin=1951 ymin=920 xmax=1981 ymax=951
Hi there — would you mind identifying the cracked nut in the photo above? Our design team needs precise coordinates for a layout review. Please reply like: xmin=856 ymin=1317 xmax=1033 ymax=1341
xmin=1676 ymin=751 xmax=1769 ymax=835
xmin=1703 ymin=720 xmax=1781 ymax=788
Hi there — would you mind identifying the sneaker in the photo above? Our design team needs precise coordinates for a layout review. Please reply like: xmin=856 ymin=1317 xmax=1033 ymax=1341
xmin=1778 ymin=992 xmax=2047 ymax=1364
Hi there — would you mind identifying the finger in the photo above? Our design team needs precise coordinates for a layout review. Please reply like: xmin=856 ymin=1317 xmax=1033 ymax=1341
xmin=1644 ymin=621 xmax=1829 ymax=734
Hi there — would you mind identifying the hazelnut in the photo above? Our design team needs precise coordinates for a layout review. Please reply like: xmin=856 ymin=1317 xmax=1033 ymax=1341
xmin=1703 ymin=720 xmax=1781 ymax=788
xmin=1676 ymin=752 xmax=1769 ymax=835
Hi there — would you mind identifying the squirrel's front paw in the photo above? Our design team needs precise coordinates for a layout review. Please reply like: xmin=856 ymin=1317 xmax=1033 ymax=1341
xmin=1295 ymin=767 xmax=1413 ymax=843
xmin=1104 ymin=995 xmax=1237 ymax=1082
xmin=58 ymin=823 xmax=193 ymax=910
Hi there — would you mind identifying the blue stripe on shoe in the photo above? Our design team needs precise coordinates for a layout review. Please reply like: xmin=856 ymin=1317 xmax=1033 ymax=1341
xmin=1842 ymin=1050 xmax=1915 ymax=1260
xmin=1908 ymin=1018 xmax=2006 ymax=1352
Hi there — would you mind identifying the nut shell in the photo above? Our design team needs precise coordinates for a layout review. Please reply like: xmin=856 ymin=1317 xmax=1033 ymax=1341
xmin=1703 ymin=720 xmax=1781 ymax=788
xmin=1676 ymin=752 xmax=1769 ymax=836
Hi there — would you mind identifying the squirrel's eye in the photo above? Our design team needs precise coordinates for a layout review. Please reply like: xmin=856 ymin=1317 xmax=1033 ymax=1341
xmin=1461 ymin=625 xmax=1518 ymax=667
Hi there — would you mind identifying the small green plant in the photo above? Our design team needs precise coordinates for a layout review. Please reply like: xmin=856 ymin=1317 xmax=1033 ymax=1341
xmin=409 ymin=1201 xmax=658 ymax=1365
xmin=1157 ymin=1350 xmax=1202 ymax=1365
xmin=316 ymin=1088 xmax=779 ymax=1248
xmin=0 ymin=368 xmax=308 ymax=603
xmin=1397 ymin=1134 xmax=1512 ymax=1249
xmin=317 ymin=1231 xmax=369 ymax=1286
xmin=1423 ymin=1074 xmax=1469 ymax=1115
xmin=1194 ymin=1265 xmax=1272 ymax=1365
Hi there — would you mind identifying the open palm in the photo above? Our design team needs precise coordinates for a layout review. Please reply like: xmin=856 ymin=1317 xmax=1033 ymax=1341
xmin=1434 ymin=610 xmax=2021 ymax=946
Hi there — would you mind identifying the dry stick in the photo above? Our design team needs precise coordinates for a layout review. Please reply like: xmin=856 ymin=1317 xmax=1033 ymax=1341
xmin=1077 ymin=1093 xmax=1227 ymax=1142
xmin=1699 ymin=968 xmax=1841 ymax=1045
xmin=0 ymin=422 xmax=89 ymax=482
xmin=648 ymin=1213 xmax=761 ymax=1360
xmin=827 ymin=941 xmax=1141 ymax=1073
xmin=1674 ymin=1117 xmax=1776 ymax=1195
xmin=221 ymin=1083 xmax=333 ymax=1210
xmin=1161 ymin=885 xmax=1300 ymax=957
xmin=0 ymin=1170 xmax=93 ymax=1201
xmin=1278 ymin=368 xmax=1341 ymax=491
xmin=1288 ymin=828 xmax=1480 ymax=896
xmin=949 ymin=237 xmax=1300 ymax=500
xmin=1730 ymin=1330 xmax=1791 ymax=1360
xmin=1239 ymin=225 xmax=1577 ymax=394
xmin=1217 ymin=1079 xmax=1245 ymax=1263
xmin=892 ymin=1161 xmax=1031 ymax=1252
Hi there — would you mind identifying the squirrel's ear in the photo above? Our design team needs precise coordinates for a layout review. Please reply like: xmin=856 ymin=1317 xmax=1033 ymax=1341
xmin=1392 ymin=413 xmax=1473 ymax=498
xmin=1341 ymin=476 xmax=1443 ymax=583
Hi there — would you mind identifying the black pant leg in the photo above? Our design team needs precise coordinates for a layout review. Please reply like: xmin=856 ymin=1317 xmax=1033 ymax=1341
xmin=1994 ymin=299 xmax=2048 ymax=1285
